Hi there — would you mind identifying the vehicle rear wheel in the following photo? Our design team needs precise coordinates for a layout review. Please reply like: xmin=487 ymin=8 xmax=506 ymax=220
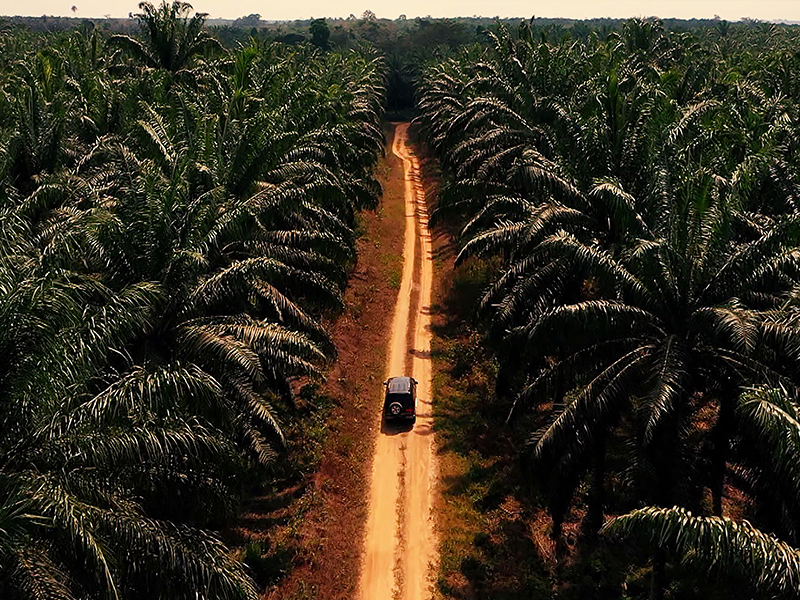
xmin=388 ymin=402 xmax=403 ymax=417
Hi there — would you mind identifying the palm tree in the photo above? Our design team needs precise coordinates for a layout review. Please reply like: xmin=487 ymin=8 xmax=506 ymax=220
xmin=606 ymin=385 xmax=800 ymax=600
xmin=0 ymin=52 xmax=77 ymax=195
xmin=109 ymin=1 xmax=224 ymax=73
xmin=417 ymin=20 xmax=667 ymax=222
xmin=731 ymin=387 xmax=800 ymax=545
xmin=604 ymin=506 xmax=800 ymax=600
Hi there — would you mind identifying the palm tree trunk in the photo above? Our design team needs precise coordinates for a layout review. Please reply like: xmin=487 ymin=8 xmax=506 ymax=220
xmin=650 ymin=547 xmax=666 ymax=600
xmin=552 ymin=511 xmax=567 ymax=559
xmin=711 ymin=398 xmax=734 ymax=517
xmin=584 ymin=433 xmax=606 ymax=537
xmin=550 ymin=490 xmax=570 ymax=560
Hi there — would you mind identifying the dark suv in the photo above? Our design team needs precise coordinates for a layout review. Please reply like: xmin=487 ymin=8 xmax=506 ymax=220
xmin=383 ymin=376 xmax=417 ymax=422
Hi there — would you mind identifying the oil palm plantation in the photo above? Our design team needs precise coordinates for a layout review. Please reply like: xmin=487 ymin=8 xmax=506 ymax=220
xmin=419 ymin=17 xmax=800 ymax=599
xmin=0 ymin=14 xmax=385 ymax=599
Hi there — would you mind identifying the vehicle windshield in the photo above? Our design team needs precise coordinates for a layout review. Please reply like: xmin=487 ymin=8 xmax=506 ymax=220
xmin=387 ymin=378 xmax=412 ymax=393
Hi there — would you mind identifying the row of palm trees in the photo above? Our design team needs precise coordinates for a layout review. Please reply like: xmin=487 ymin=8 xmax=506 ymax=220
xmin=418 ymin=18 xmax=800 ymax=598
xmin=0 ymin=2 xmax=384 ymax=598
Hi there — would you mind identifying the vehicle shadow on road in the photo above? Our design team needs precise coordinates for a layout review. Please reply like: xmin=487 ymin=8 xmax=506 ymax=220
xmin=381 ymin=418 xmax=415 ymax=436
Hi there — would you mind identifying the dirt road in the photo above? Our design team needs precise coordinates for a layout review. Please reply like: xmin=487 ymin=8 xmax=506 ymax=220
xmin=358 ymin=123 xmax=437 ymax=600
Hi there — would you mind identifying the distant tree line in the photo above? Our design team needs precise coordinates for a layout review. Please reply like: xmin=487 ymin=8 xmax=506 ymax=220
xmin=5 ymin=12 xmax=793 ymax=113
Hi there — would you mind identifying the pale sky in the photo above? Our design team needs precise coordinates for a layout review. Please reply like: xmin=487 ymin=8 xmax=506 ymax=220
xmin=2 ymin=0 xmax=800 ymax=22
